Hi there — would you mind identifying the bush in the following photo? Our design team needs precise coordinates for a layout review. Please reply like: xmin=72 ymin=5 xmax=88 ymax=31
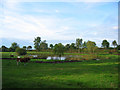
xmin=15 ymin=48 xmax=27 ymax=55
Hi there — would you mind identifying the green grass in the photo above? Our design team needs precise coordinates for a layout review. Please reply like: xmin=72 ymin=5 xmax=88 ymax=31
xmin=2 ymin=57 xmax=119 ymax=88
xmin=0 ymin=52 xmax=17 ymax=58
xmin=30 ymin=59 xmax=63 ymax=62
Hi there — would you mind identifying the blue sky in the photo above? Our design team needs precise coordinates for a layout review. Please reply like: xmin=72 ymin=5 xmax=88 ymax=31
xmin=0 ymin=0 xmax=118 ymax=48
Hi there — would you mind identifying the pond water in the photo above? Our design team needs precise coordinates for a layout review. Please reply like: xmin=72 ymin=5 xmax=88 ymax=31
xmin=47 ymin=56 xmax=66 ymax=60
xmin=29 ymin=55 xmax=66 ymax=60
xmin=29 ymin=55 xmax=38 ymax=57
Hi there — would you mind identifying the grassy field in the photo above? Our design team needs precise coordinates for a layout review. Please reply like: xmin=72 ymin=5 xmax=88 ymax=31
xmin=2 ymin=51 xmax=119 ymax=88
xmin=1 ymin=51 xmax=118 ymax=60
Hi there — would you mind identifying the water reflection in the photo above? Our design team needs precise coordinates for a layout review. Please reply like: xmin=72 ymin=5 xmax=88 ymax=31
xmin=29 ymin=55 xmax=66 ymax=60
xmin=29 ymin=55 xmax=38 ymax=57
xmin=47 ymin=56 xmax=66 ymax=60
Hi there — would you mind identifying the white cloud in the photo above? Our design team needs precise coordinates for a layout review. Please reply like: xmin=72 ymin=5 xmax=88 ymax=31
xmin=1 ymin=8 xmax=78 ymax=41
xmin=55 ymin=10 xmax=60 ymax=13
xmin=3 ymin=0 xmax=119 ymax=2
xmin=1 ymin=1 xmax=118 ymax=47
xmin=112 ymin=26 xmax=118 ymax=30
xmin=3 ymin=0 xmax=20 ymax=11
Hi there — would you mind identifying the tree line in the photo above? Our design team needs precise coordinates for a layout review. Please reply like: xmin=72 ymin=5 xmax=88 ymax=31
xmin=0 ymin=36 xmax=119 ymax=54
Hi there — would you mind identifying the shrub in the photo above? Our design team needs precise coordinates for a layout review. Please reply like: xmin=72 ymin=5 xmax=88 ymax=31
xmin=15 ymin=48 xmax=27 ymax=55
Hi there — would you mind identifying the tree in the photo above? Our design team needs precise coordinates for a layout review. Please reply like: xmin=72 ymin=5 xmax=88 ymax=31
xmin=40 ymin=40 xmax=48 ymax=50
xmin=65 ymin=44 xmax=70 ymax=51
xmin=70 ymin=43 xmax=76 ymax=49
xmin=102 ymin=40 xmax=109 ymax=48
xmin=83 ymin=41 xmax=87 ymax=48
xmin=0 ymin=47 xmax=1 ymax=52
xmin=86 ymin=41 xmax=98 ymax=53
xmin=76 ymin=38 xmax=82 ymax=53
xmin=70 ymin=43 xmax=76 ymax=52
xmin=34 ymin=37 xmax=41 ymax=51
xmin=8 ymin=47 xmax=14 ymax=52
xmin=1 ymin=45 xmax=8 ymax=52
xmin=23 ymin=46 xmax=27 ymax=50
xmin=50 ymin=44 xmax=53 ymax=49
xmin=15 ymin=48 xmax=27 ymax=55
xmin=27 ymin=46 xmax=32 ymax=50
xmin=53 ymin=43 xmax=64 ymax=60
xmin=112 ymin=40 xmax=117 ymax=48
xmin=117 ymin=45 xmax=120 ymax=50
xmin=10 ymin=42 xmax=19 ymax=52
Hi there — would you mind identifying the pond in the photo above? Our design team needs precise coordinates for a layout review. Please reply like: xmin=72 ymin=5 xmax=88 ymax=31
xmin=47 ymin=56 xmax=66 ymax=60
xmin=29 ymin=55 xmax=38 ymax=57
xmin=29 ymin=55 xmax=66 ymax=60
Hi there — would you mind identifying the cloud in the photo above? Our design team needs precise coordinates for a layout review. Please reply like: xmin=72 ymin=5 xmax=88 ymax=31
xmin=3 ymin=0 xmax=119 ymax=2
xmin=1 ymin=1 xmax=118 ymax=47
xmin=55 ymin=10 xmax=60 ymax=13
xmin=1 ymin=8 xmax=78 ymax=41
xmin=112 ymin=26 xmax=118 ymax=30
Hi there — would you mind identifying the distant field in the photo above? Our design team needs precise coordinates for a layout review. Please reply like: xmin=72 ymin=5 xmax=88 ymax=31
xmin=0 ymin=51 xmax=118 ymax=58
xmin=2 ymin=56 xmax=119 ymax=88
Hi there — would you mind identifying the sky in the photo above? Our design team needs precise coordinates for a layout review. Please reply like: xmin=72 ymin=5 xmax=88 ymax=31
xmin=0 ymin=0 xmax=118 ymax=48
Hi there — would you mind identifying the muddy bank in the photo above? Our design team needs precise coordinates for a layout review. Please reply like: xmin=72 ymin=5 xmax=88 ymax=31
xmin=0 ymin=58 xmax=17 ymax=60
xmin=30 ymin=60 xmax=83 ymax=63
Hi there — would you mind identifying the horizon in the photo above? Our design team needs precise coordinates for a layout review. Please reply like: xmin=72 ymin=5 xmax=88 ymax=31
xmin=1 ymin=37 xmax=118 ymax=49
xmin=0 ymin=1 xmax=118 ymax=48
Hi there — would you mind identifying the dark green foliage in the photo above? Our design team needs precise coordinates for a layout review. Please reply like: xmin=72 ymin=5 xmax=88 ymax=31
xmin=8 ymin=47 xmax=14 ymax=52
xmin=102 ymin=40 xmax=109 ymax=48
xmin=83 ymin=41 xmax=87 ymax=48
xmin=117 ymin=45 xmax=120 ymax=50
xmin=34 ymin=37 xmax=41 ymax=51
xmin=65 ymin=44 xmax=70 ymax=51
xmin=70 ymin=43 xmax=76 ymax=49
xmin=76 ymin=38 xmax=82 ymax=49
xmin=86 ymin=41 xmax=98 ymax=53
xmin=40 ymin=40 xmax=48 ymax=50
xmin=34 ymin=37 xmax=48 ymax=51
xmin=1 ymin=46 xmax=9 ymax=52
xmin=76 ymin=38 xmax=83 ymax=53
xmin=27 ymin=46 xmax=32 ymax=50
xmin=50 ymin=44 xmax=53 ymax=49
xmin=23 ymin=46 xmax=27 ymax=50
xmin=112 ymin=40 xmax=117 ymax=48
xmin=15 ymin=48 xmax=27 ymax=55
xmin=53 ymin=43 xmax=64 ymax=57
xmin=10 ymin=42 xmax=19 ymax=52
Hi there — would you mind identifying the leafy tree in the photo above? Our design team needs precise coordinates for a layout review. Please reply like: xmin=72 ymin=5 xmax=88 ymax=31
xmin=23 ymin=46 xmax=27 ymax=50
xmin=86 ymin=41 xmax=98 ymax=53
xmin=8 ymin=47 xmax=14 ymax=52
xmin=112 ymin=40 xmax=117 ymax=48
xmin=15 ymin=48 xmax=27 ymax=55
xmin=40 ymin=40 xmax=48 ymax=50
xmin=10 ymin=42 xmax=19 ymax=52
xmin=65 ymin=44 xmax=70 ymax=51
xmin=53 ymin=43 xmax=64 ymax=59
xmin=117 ymin=45 xmax=120 ymax=50
xmin=50 ymin=44 xmax=54 ymax=49
xmin=70 ymin=43 xmax=76 ymax=52
xmin=34 ymin=37 xmax=41 ymax=51
xmin=76 ymin=38 xmax=82 ymax=53
xmin=1 ymin=45 xmax=8 ymax=52
xmin=0 ymin=47 xmax=1 ymax=52
xmin=70 ymin=43 xmax=76 ymax=49
xmin=102 ymin=40 xmax=109 ymax=48
xmin=27 ymin=46 xmax=32 ymax=50
xmin=83 ymin=41 xmax=87 ymax=48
